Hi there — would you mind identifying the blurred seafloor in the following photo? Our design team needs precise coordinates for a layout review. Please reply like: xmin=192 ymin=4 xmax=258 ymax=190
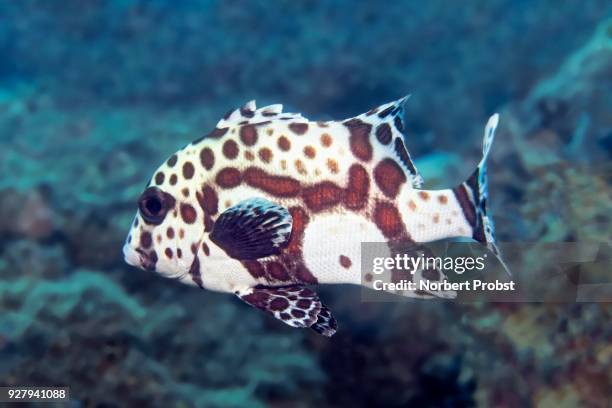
xmin=0 ymin=1 xmax=611 ymax=407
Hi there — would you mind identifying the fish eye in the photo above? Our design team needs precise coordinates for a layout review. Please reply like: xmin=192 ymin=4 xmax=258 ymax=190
xmin=138 ymin=187 xmax=173 ymax=224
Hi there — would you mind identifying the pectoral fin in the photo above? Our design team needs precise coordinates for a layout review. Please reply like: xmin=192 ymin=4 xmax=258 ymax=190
xmin=237 ymin=286 xmax=337 ymax=337
xmin=210 ymin=198 xmax=292 ymax=260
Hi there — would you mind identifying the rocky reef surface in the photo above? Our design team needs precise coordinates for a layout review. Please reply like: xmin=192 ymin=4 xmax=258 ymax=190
xmin=0 ymin=1 xmax=610 ymax=407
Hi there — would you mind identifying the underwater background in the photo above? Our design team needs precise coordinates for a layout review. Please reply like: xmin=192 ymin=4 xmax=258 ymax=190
xmin=0 ymin=1 xmax=610 ymax=407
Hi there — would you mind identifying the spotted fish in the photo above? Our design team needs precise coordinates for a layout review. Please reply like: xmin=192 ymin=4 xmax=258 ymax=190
xmin=123 ymin=96 xmax=506 ymax=337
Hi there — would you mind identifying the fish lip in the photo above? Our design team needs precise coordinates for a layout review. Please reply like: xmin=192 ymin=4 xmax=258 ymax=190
xmin=123 ymin=244 xmax=143 ymax=267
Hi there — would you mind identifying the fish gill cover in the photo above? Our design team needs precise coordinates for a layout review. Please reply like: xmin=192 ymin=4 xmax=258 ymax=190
xmin=0 ymin=1 xmax=610 ymax=407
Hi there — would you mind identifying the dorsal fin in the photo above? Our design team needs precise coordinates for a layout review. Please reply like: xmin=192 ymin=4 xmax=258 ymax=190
xmin=355 ymin=95 xmax=424 ymax=188
xmin=216 ymin=100 xmax=307 ymax=128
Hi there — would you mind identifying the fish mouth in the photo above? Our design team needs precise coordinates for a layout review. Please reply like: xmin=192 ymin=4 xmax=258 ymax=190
xmin=123 ymin=244 xmax=154 ymax=270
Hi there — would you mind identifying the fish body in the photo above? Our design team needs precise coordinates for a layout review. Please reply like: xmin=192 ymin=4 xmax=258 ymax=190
xmin=123 ymin=96 xmax=505 ymax=336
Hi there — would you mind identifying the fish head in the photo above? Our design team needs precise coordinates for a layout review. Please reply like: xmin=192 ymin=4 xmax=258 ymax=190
xmin=123 ymin=150 xmax=206 ymax=280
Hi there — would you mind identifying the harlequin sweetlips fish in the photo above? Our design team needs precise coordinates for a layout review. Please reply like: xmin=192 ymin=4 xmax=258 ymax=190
xmin=123 ymin=96 xmax=507 ymax=337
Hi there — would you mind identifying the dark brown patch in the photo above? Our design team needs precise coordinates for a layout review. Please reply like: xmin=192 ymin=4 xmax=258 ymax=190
xmin=296 ymin=264 xmax=318 ymax=284
xmin=320 ymin=133 xmax=332 ymax=147
xmin=418 ymin=191 xmax=430 ymax=201
xmin=438 ymin=195 xmax=448 ymax=205
xmin=394 ymin=138 xmax=417 ymax=175
xmin=373 ymin=201 xmax=406 ymax=239
xmin=304 ymin=146 xmax=316 ymax=159
xmin=288 ymin=122 xmax=308 ymax=135
xmin=200 ymin=147 xmax=215 ymax=170
xmin=222 ymin=140 xmax=239 ymax=159
xmin=302 ymin=181 xmax=344 ymax=212
xmin=394 ymin=116 xmax=404 ymax=133
xmin=375 ymin=123 xmax=392 ymax=145
xmin=154 ymin=172 xmax=165 ymax=185
xmin=326 ymin=159 xmax=339 ymax=174
xmin=243 ymin=167 xmax=301 ymax=197
xmin=208 ymin=127 xmax=228 ymax=139
xmin=277 ymin=136 xmax=291 ymax=151
xmin=267 ymin=262 xmax=290 ymax=281
xmin=167 ymin=154 xmax=177 ymax=167
xmin=374 ymin=159 xmax=407 ymax=199
xmin=216 ymin=168 xmax=242 ymax=188
xmin=177 ymin=248 xmax=182 ymax=258
xmin=179 ymin=229 xmax=185 ymax=239
xmin=287 ymin=207 xmax=309 ymax=253
xmin=182 ymin=188 xmax=189 ymax=197
xmin=243 ymin=260 xmax=265 ymax=278
xmin=345 ymin=164 xmax=370 ymax=210
xmin=296 ymin=298 xmax=312 ymax=309
xmin=258 ymin=147 xmax=272 ymax=163
xmin=292 ymin=309 xmax=305 ymax=318
xmin=196 ymin=184 xmax=219 ymax=215
xmin=180 ymin=203 xmax=197 ymax=224
xmin=345 ymin=118 xmax=373 ymax=161
xmin=169 ymin=174 xmax=177 ymax=185
xmin=239 ymin=125 xmax=258 ymax=146
xmin=339 ymin=255 xmax=352 ymax=269
xmin=182 ymin=162 xmax=195 ymax=179
xmin=270 ymin=297 xmax=289 ymax=311
xmin=202 ymin=242 xmax=210 ymax=256
xmin=452 ymin=184 xmax=476 ymax=227
xmin=166 ymin=227 xmax=175 ymax=239
xmin=165 ymin=248 xmax=173 ymax=258
xmin=189 ymin=256 xmax=203 ymax=288
xmin=378 ymin=106 xmax=394 ymax=118
xmin=140 ymin=231 xmax=152 ymax=249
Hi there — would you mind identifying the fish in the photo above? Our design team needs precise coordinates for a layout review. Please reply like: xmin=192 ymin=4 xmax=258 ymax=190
xmin=123 ymin=96 xmax=507 ymax=337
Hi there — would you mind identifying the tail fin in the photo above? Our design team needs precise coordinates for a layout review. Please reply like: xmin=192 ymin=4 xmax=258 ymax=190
xmin=453 ymin=114 xmax=511 ymax=276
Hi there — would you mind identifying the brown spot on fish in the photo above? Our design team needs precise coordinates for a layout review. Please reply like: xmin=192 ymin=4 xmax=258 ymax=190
xmin=209 ymin=127 xmax=229 ymax=139
xmin=267 ymin=261 xmax=290 ymax=281
xmin=244 ymin=150 xmax=255 ymax=161
xmin=177 ymin=248 xmax=182 ymax=258
xmin=258 ymin=147 xmax=272 ymax=163
xmin=373 ymin=201 xmax=406 ymax=240
xmin=182 ymin=162 xmax=195 ymax=179
xmin=339 ymin=255 xmax=352 ymax=269
xmin=154 ymin=172 xmax=165 ymax=185
xmin=408 ymin=200 xmax=417 ymax=211
xmin=304 ymin=146 xmax=316 ymax=159
xmin=223 ymin=139 xmax=239 ymax=159
xmin=320 ymin=133 xmax=332 ymax=147
xmin=200 ymin=147 xmax=215 ymax=170
xmin=277 ymin=136 xmax=291 ymax=151
xmin=375 ymin=123 xmax=392 ymax=145
xmin=295 ymin=159 xmax=307 ymax=175
xmin=167 ymin=154 xmax=177 ymax=167
xmin=196 ymin=184 xmax=218 ymax=215
xmin=169 ymin=174 xmax=177 ymax=185
xmin=240 ymin=125 xmax=258 ymax=146
xmin=140 ymin=231 xmax=152 ymax=249
xmin=374 ymin=159 xmax=406 ymax=199
xmin=166 ymin=227 xmax=174 ymax=239
xmin=216 ymin=168 xmax=242 ymax=188
xmin=326 ymin=158 xmax=339 ymax=174
xmin=287 ymin=206 xmax=309 ymax=253
xmin=438 ymin=195 xmax=448 ymax=205
xmin=189 ymin=256 xmax=203 ymax=288
xmin=243 ymin=260 xmax=265 ymax=278
xmin=289 ymin=122 xmax=308 ymax=135
xmin=243 ymin=167 xmax=301 ymax=197
xmin=345 ymin=118 xmax=372 ymax=161
xmin=418 ymin=191 xmax=430 ymax=201
xmin=345 ymin=164 xmax=369 ymax=210
xmin=302 ymin=181 xmax=343 ymax=212
xmin=165 ymin=248 xmax=173 ymax=259
xmin=180 ymin=203 xmax=197 ymax=224
xmin=202 ymin=242 xmax=210 ymax=256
